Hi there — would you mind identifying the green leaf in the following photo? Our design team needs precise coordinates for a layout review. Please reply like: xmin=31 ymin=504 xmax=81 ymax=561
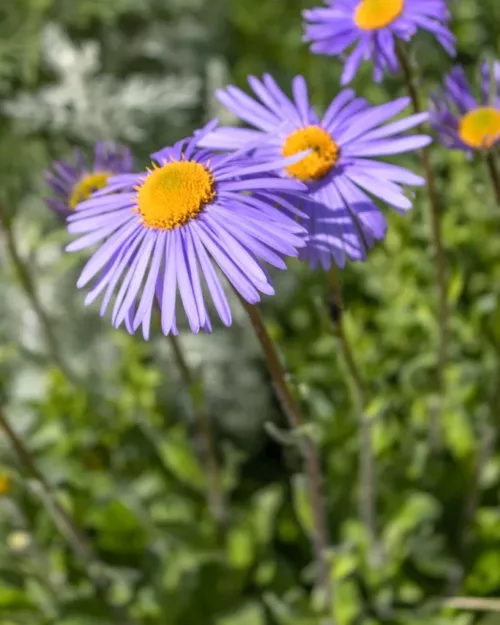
xmin=0 ymin=585 xmax=35 ymax=610
xmin=0 ymin=568 xmax=25 ymax=587
xmin=442 ymin=406 xmax=475 ymax=460
xmin=59 ymin=597 xmax=111 ymax=621
xmin=291 ymin=475 xmax=313 ymax=537
xmin=466 ymin=550 xmax=500 ymax=593
xmin=158 ymin=426 xmax=206 ymax=490
xmin=333 ymin=552 xmax=358 ymax=581
xmin=87 ymin=500 xmax=148 ymax=552
xmin=227 ymin=525 xmax=254 ymax=570
xmin=447 ymin=270 xmax=465 ymax=305
xmin=251 ymin=485 xmax=283 ymax=546
xmin=217 ymin=602 xmax=265 ymax=625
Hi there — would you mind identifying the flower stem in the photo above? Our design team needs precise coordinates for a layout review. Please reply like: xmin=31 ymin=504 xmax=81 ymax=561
xmin=0 ymin=203 xmax=76 ymax=384
xmin=453 ymin=424 xmax=495 ymax=591
xmin=443 ymin=597 xmax=500 ymax=612
xmin=486 ymin=151 xmax=500 ymax=205
xmin=167 ymin=335 xmax=226 ymax=537
xmin=395 ymin=41 xmax=448 ymax=410
xmin=0 ymin=406 xmax=138 ymax=625
xmin=327 ymin=268 xmax=377 ymax=549
xmin=240 ymin=299 xmax=334 ymax=623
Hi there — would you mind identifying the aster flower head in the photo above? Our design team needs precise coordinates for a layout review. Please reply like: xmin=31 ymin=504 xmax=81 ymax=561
xmin=45 ymin=141 xmax=133 ymax=219
xmin=303 ymin=0 xmax=455 ymax=85
xmin=199 ymin=74 xmax=431 ymax=270
xmin=66 ymin=122 xmax=308 ymax=338
xmin=430 ymin=61 xmax=500 ymax=154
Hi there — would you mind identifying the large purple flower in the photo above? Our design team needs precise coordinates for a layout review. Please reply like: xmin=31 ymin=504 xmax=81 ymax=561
xmin=66 ymin=122 xmax=308 ymax=338
xmin=303 ymin=0 xmax=455 ymax=85
xmin=44 ymin=142 xmax=133 ymax=219
xmin=200 ymin=75 xmax=430 ymax=270
xmin=430 ymin=61 xmax=500 ymax=154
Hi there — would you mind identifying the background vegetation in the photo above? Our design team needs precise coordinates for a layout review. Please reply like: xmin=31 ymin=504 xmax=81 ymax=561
xmin=1 ymin=0 xmax=500 ymax=623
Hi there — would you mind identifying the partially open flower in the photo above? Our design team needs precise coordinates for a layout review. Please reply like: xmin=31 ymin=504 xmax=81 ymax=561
xmin=431 ymin=62 xmax=500 ymax=154
xmin=44 ymin=142 xmax=133 ymax=219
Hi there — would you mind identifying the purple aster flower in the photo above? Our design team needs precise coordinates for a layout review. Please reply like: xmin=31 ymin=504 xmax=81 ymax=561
xmin=65 ymin=122 xmax=308 ymax=339
xmin=199 ymin=74 xmax=430 ymax=270
xmin=44 ymin=141 xmax=133 ymax=219
xmin=303 ymin=0 xmax=455 ymax=85
xmin=430 ymin=61 xmax=500 ymax=154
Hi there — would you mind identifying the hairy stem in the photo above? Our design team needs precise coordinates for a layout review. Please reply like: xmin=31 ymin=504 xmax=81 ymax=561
xmin=241 ymin=300 xmax=334 ymax=624
xmin=168 ymin=335 xmax=226 ymax=536
xmin=395 ymin=42 xmax=448 ymax=405
xmin=0 ymin=406 xmax=138 ymax=625
xmin=328 ymin=269 xmax=377 ymax=548
xmin=0 ymin=203 xmax=76 ymax=383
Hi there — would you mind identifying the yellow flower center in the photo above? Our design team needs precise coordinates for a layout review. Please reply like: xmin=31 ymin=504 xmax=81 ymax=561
xmin=69 ymin=171 xmax=110 ymax=210
xmin=136 ymin=160 xmax=216 ymax=230
xmin=282 ymin=126 xmax=339 ymax=182
xmin=458 ymin=107 xmax=500 ymax=150
xmin=0 ymin=473 xmax=10 ymax=496
xmin=354 ymin=0 xmax=405 ymax=30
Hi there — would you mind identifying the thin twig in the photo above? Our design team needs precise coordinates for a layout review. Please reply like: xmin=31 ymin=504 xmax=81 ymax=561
xmin=240 ymin=299 xmax=334 ymax=625
xmin=0 ymin=406 xmax=138 ymax=625
xmin=452 ymin=424 xmax=496 ymax=592
xmin=443 ymin=597 xmax=500 ymax=612
xmin=327 ymin=268 xmax=377 ymax=549
xmin=395 ymin=42 xmax=448 ymax=410
xmin=485 ymin=151 xmax=500 ymax=205
xmin=167 ymin=335 xmax=226 ymax=536
xmin=0 ymin=202 xmax=76 ymax=384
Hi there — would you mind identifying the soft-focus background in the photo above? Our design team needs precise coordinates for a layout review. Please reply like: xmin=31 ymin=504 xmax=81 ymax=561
xmin=2 ymin=1 xmax=500 ymax=623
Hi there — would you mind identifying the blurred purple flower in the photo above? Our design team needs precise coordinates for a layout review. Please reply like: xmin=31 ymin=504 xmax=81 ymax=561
xmin=200 ymin=75 xmax=430 ymax=270
xmin=66 ymin=122 xmax=308 ymax=338
xmin=44 ymin=141 xmax=133 ymax=219
xmin=303 ymin=0 xmax=455 ymax=85
xmin=430 ymin=61 xmax=500 ymax=153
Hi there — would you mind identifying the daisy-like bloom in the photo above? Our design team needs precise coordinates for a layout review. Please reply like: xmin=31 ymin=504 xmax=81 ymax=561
xmin=45 ymin=142 xmax=133 ymax=219
xmin=199 ymin=74 xmax=430 ymax=270
xmin=66 ymin=122 xmax=308 ymax=338
xmin=303 ymin=0 xmax=455 ymax=85
xmin=430 ymin=61 xmax=500 ymax=154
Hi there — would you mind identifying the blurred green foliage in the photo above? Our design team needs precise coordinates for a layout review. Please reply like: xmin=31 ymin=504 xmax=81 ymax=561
xmin=1 ymin=0 xmax=500 ymax=624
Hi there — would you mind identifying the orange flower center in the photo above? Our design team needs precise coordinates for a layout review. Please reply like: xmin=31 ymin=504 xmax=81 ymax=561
xmin=354 ymin=0 xmax=405 ymax=30
xmin=69 ymin=171 xmax=110 ymax=209
xmin=458 ymin=107 xmax=500 ymax=150
xmin=136 ymin=160 xmax=215 ymax=230
xmin=281 ymin=126 xmax=339 ymax=182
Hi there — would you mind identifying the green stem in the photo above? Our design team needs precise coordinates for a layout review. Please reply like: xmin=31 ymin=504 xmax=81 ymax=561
xmin=0 ymin=203 xmax=76 ymax=384
xmin=395 ymin=42 xmax=448 ymax=401
xmin=454 ymin=424 xmax=495 ymax=591
xmin=327 ymin=269 xmax=377 ymax=548
xmin=240 ymin=300 xmax=334 ymax=624
xmin=168 ymin=335 xmax=226 ymax=536
xmin=486 ymin=151 xmax=500 ymax=205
